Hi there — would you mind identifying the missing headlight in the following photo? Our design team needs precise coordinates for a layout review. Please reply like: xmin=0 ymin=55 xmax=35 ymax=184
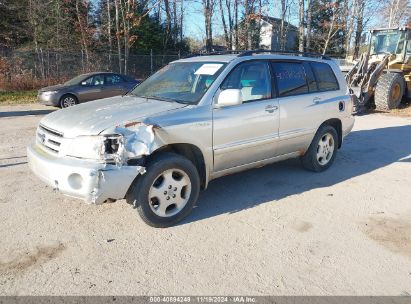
xmin=104 ymin=135 xmax=122 ymax=154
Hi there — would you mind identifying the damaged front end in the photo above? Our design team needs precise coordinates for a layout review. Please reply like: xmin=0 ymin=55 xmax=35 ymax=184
xmin=27 ymin=122 xmax=161 ymax=205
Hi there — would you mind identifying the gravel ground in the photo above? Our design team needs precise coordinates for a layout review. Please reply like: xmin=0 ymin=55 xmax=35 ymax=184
xmin=0 ymin=104 xmax=410 ymax=296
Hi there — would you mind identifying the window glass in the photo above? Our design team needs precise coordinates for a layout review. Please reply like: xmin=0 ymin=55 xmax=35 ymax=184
xmin=106 ymin=74 xmax=125 ymax=85
xmin=83 ymin=75 xmax=104 ymax=86
xmin=303 ymin=62 xmax=318 ymax=92
xmin=221 ymin=61 xmax=271 ymax=102
xmin=310 ymin=62 xmax=339 ymax=91
xmin=407 ymin=41 xmax=411 ymax=54
xmin=271 ymin=62 xmax=308 ymax=97
xmin=130 ymin=62 xmax=225 ymax=104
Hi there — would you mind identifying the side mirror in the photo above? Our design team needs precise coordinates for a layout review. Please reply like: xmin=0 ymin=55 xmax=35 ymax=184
xmin=81 ymin=81 xmax=88 ymax=86
xmin=216 ymin=89 xmax=243 ymax=107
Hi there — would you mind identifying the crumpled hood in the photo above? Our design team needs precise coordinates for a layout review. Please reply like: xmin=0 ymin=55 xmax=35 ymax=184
xmin=40 ymin=95 xmax=187 ymax=138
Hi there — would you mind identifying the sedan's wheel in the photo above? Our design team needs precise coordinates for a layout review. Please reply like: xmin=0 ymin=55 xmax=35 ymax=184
xmin=148 ymin=169 xmax=191 ymax=217
xmin=302 ymin=125 xmax=338 ymax=172
xmin=316 ymin=133 xmax=335 ymax=166
xmin=60 ymin=95 xmax=77 ymax=108
xmin=126 ymin=153 xmax=200 ymax=228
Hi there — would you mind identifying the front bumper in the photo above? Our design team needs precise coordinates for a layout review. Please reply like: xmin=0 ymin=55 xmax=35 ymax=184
xmin=37 ymin=92 xmax=60 ymax=106
xmin=27 ymin=142 xmax=145 ymax=204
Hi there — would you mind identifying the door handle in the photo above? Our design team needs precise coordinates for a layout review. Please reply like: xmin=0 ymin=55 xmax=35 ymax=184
xmin=313 ymin=97 xmax=322 ymax=104
xmin=265 ymin=105 xmax=278 ymax=113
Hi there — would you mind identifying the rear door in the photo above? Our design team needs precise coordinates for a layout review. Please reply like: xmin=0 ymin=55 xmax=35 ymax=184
xmin=103 ymin=74 xmax=129 ymax=97
xmin=271 ymin=60 xmax=340 ymax=155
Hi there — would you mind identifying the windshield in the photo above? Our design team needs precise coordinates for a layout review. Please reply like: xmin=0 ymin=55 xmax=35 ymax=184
xmin=130 ymin=62 xmax=226 ymax=104
xmin=64 ymin=74 xmax=88 ymax=86
xmin=370 ymin=30 xmax=405 ymax=55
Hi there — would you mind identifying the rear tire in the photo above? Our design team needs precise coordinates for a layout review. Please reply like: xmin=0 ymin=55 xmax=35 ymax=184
xmin=59 ymin=94 xmax=78 ymax=108
xmin=375 ymin=73 xmax=405 ymax=111
xmin=126 ymin=153 xmax=200 ymax=228
xmin=302 ymin=125 xmax=338 ymax=172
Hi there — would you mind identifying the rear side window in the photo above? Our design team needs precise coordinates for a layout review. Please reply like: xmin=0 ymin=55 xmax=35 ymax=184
xmin=106 ymin=74 xmax=125 ymax=85
xmin=271 ymin=62 xmax=308 ymax=97
xmin=310 ymin=62 xmax=339 ymax=91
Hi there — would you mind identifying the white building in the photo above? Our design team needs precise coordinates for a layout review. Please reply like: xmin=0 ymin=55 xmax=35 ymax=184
xmin=259 ymin=16 xmax=298 ymax=50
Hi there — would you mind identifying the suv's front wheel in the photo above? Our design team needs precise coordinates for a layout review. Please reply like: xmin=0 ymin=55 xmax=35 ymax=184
xmin=126 ymin=153 xmax=200 ymax=228
xmin=302 ymin=125 xmax=338 ymax=172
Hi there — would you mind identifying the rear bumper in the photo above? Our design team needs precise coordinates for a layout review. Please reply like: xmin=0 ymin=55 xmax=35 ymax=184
xmin=27 ymin=142 xmax=145 ymax=204
xmin=342 ymin=115 xmax=355 ymax=139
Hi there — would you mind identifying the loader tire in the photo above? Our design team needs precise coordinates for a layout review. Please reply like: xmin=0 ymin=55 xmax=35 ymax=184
xmin=375 ymin=73 xmax=405 ymax=111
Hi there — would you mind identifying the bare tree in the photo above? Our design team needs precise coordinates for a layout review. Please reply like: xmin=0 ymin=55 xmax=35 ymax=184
xmin=298 ymin=0 xmax=304 ymax=52
xmin=202 ymin=0 xmax=215 ymax=52
xmin=353 ymin=0 xmax=365 ymax=58
xmin=234 ymin=0 xmax=239 ymax=49
xmin=219 ymin=0 xmax=230 ymax=48
xmin=322 ymin=2 xmax=342 ymax=55
xmin=164 ymin=0 xmax=172 ymax=48
xmin=75 ymin=0 xmax=90 ymax=69
xmin=179 ymin=0 xmax=184 ymax=44
xmin=114 ymin=0 xmax=122 ymax=73
xmin=306 ymin=0 xmax=312 ymax=51
xmin=107 ymin=0 xmax=113 ymax=67
xmin=381 ymin=0 xmax=410 ymax=27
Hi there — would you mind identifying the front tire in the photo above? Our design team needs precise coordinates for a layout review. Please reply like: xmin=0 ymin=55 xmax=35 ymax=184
xmin=302 ymin=125 xmax=338 ymax=172
xmin=59 ymin=94 xmax=78 ymax=108
xmin=375 ymin=73 xmax=405 ymax=111
xmin=126 ymin=153 xmax=200 ymax=228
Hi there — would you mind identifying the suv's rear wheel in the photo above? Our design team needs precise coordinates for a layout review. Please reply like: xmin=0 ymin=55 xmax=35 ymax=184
xmin=126 ymin=153 xmax=200 ymax=228
xmin=302 ymin=125 xmax=338 ymax=172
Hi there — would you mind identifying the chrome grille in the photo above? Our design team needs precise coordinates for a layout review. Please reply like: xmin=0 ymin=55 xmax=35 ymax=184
xmin=37 ymin=124 xmax=63 ymax=154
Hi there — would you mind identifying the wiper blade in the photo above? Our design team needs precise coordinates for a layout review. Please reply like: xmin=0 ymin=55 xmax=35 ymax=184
xmin=145 ymin=95 xmax=189 ymax=104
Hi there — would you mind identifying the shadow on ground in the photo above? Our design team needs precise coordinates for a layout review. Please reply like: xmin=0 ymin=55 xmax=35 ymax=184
xmin=0 ymin=109 xmax=55 ymax=118
xmin=0 ymin=162 xmax=28 ymax=168
xmin=181 ymin=125 xmax=411 ymax=225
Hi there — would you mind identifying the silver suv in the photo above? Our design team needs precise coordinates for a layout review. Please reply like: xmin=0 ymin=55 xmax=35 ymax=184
xmin=27 ymin=51 xmax=355 ymax=227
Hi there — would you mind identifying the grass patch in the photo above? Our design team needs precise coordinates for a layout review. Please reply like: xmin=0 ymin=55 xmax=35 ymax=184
xmin=0 ymin=90 xmax=37 ymax=105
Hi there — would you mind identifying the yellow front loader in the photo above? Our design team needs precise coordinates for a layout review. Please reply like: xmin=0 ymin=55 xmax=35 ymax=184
xmin=345 ymin=27 xmax=411 ymax=112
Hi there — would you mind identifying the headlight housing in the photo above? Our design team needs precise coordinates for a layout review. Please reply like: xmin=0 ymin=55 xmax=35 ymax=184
xmin=41 ymin=90 xmax=59 ymax=95
xmin=64 ymin=134 xmax=123 ymax=161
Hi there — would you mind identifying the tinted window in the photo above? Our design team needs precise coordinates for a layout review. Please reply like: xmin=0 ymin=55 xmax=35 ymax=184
xmin=303 ymin=62 xmax=318 ymax=92
xmin=222 ymin=61 xmax=271 ymax=102
xmin=83 ymin=75 xmax=104 ymax=86
xmin=271 ymin=62 xmax=308 ymax=97
xmin=310 ymin=62 xmax=339 ymax=91
xmin=106 ymin=74 xmax=125 ymax=85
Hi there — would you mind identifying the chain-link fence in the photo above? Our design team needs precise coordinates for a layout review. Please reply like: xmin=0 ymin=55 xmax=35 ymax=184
xmin=0 ymin=48 xmax=182 ymax=91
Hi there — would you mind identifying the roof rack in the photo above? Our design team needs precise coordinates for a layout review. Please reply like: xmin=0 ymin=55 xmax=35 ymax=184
xmin=182 ymin=50 xmax=244 ymax=58
xmin=238 ymin=49 xmax=331 ymax=60
xmin=182 ymin=49 xmax=331 ymax=60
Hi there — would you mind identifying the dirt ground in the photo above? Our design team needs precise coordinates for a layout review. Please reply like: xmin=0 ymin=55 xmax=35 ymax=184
xmin=0 ymin=104 xmax=410 ymax=296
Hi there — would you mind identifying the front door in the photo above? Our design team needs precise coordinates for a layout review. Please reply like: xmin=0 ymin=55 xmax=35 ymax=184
xmin=77 ymin=74 xmax=106 ymax=102
xmin=212 ymin=60 xmax=280 ymax=172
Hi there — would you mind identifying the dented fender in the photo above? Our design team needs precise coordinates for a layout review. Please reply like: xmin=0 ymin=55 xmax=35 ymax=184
xmin=101 ymin=122 xmax=165 ymax=166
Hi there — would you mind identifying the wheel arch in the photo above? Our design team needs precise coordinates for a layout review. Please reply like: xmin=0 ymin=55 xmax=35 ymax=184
xmin=59 ymin=93 xmax=79 ymax=105
xmin=319 ymin=118 xmax=342 ymax=148
xmin=146 ymin=143 xmax=208 ymax=190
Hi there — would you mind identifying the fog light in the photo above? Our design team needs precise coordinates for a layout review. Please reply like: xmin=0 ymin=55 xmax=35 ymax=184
xmin=68 ymin=173 xmax=83 ymax=190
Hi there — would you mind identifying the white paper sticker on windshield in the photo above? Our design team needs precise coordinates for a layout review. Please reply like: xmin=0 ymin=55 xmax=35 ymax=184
xmin=194 ymin=64 xmax=223 ymax=75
